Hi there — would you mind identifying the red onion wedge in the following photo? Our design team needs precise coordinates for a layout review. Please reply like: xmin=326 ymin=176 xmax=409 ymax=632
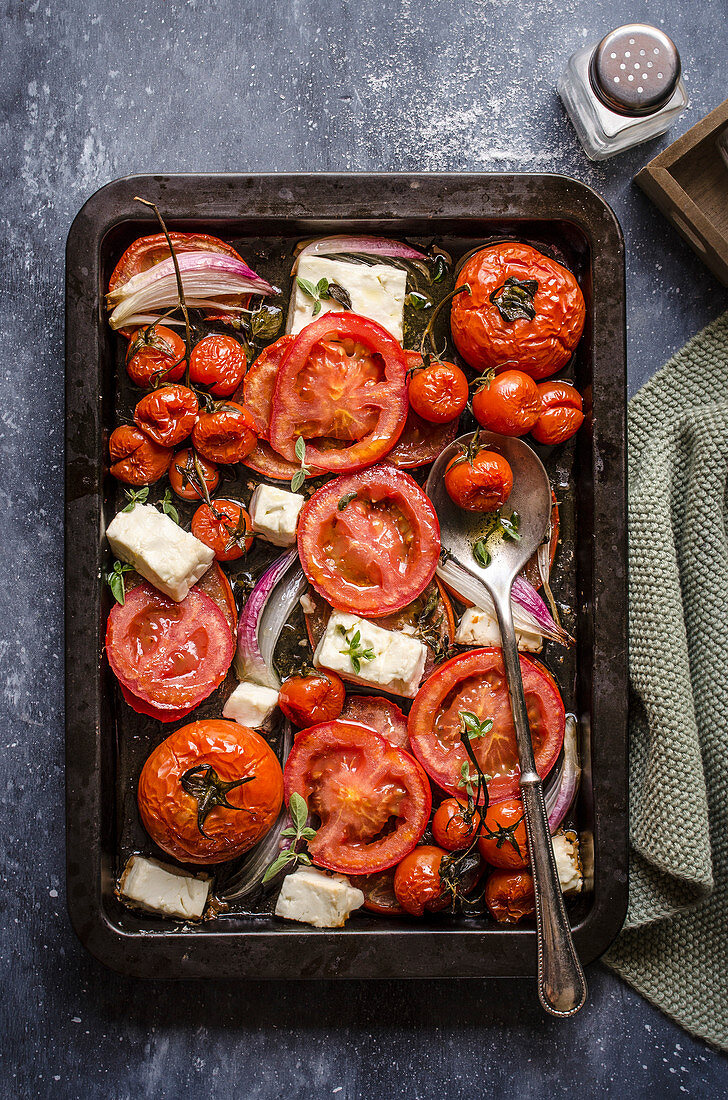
xmin=234 ymin=551 xmax=307 ymax=690
xmin=545 ymin=714 xmax=580 ymax=833
xmin=106 ymin=252 xmax=275 ymax=330
xmin=291 ymin=235 xmax=429 ymax=277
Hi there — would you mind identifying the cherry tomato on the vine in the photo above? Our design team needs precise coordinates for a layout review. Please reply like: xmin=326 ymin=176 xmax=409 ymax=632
xmin=189 ymin=333 xmax=248 ymax=397
xmin=477 ymin=798 xmax=529 ymax=869
xmin=432 ymin=798 xmax=481 ymax=851
xmin=472 ymin=370 xmax=542 ymax=436
xmin=133 ymin=384 xmax=199 ymax=448
xmin=444 ymin=448 xmax=513 ymax=512
xmin=192 ymin=402 xmax=258 ymax=464
xmin=393 ymin=845 xmax=451 ymax=916
xmin=169 ymin=447 xmax=220 ymax=501
xmin=408 ymin=358 xmax=469 ymax=425
xmin=278 ymin=671 xmax=346 ymax=728
xmin=484 ymin=869 xmax=536 ymax=924
xmin=126 ymin=325 xmax=186 ymax=388
xmin=108 ymin=425 xmax=171 ymax=486
xmin=530 ymin=381 xmax=584 ymax=445
xmin=191 ymin=499 xmax=253 ymax=561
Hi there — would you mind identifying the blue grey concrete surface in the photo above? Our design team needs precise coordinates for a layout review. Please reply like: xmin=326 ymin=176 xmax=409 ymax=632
xmin=2 ymin=0 xmax=728 ymax=1096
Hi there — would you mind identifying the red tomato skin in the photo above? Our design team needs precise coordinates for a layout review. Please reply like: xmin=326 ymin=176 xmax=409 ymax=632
xmin=297 ymin=464 xmax=441 ymax=618
xmin=191 ymin=500 xmax=252 ymax=561
xmin=477 ymin=798 xmax=529 ymax=869
xmin=530 ymin=381 xmax=584 ymax=445
xmin=269 ymin=313 xmax=408 ymax=473
xmin=192 ymin=402 xmax=258 ymax=464
xmin=451 ymin=243 xmax=585 ymax=380
xmin=126 ymin=326 xmax=186 ymax=387
xmin=444 ymin=449 xmax=513 ymax=512
xmin=393 ymin=846 xmax=450 ymax=916
xmin=109 ymin=425 xmax=172 ymax=486
xmin=349 ymin=869 xmax=405 ymax=915
xmin=432 ymin=798 xmax=481 ymax=851
xmin=283 ymin=721 xmax=432 ymax=875
xmin=138 ymin=719 xmax=284 ymax=864
xmin=169 ymin=448 xmax=220 ymax=501
xmin=485 ymin=869 xmax=536 ymax=924
xmin=133 ymin=385 xmax=199 ymax=448
xmin=278 ymin=672 xmax=345 ymax=727
xmin=408 ymin=360 xmax=469 ymax=424
xmin=472 ymin=370 xmax=542 ymax=436
xmin=190 ymin=333 xmax=248 ymax=397
xmin=195 ymin=561 xmax=238 ymax=635
xmin=240 ymin=335 xmax=296 ymax=436
xmin=340 ymin=695 xmax=409 ymax=751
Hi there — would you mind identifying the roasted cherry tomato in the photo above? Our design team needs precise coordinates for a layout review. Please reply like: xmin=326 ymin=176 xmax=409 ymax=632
xmin=133 ymin=384 xmax=199 ymax=448
xmin=407 ymin=357 xmax=469 ymax=425
xmin=530 ymin=381 xmax=584 ymax=445
xmin=484 ymin=869 xmax=536 ymax=924
xmin=189 ymin=333 xmax=248 ymax=397
xmin=445 ymin=448 xmax=513 ymax=512
xmin=450 ymin=243 xmax=586 ymax=380
xmin=432 ymin=798 xmax=481 ymax=851
xmin=408 ymin=648 xmax=565 ymax=803
xmin=108 ymin=425 xmax=172 ymax=486
xmin=169 ymin=447 xmax=220 ymax=501
xmin=393 ymin=845 xmax=450 ymax=916
xmin=269 ymin=313 xmax=408 ymax=473
xmin=137 ymin=719 xmax=284 ymax=865
xmin=192 ymin=401 xmax=258 ymax=464
xmin=126 ymin=325 xmax=186 ymax=388
xmin=278 ymin=671 xmax=345 ymax=727
xmin=240 ymin=335 xmax=295 ymax=436
xmin=191 ymin=499 xmax=253 ymax=561
xmin=472 ymin=369 xmax=542 ymax=436
xmin=297 ymin=464 xmax=440 ymax=618
xmin=283 ymin=720 xmax=431 ymax=874
xmin=340 ymin=694 xmax=409 ymax=751
xmin=477 ymin=798 xmax=529 ymax=869
xmin=384 ymin=351 xmax=461 ymax=468
xmin=106 ymin=581 xmax=234 ymax=711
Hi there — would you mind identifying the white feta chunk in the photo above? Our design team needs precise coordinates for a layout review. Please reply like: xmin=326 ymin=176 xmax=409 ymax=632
xmin=223 ymin=681 xmax=279 ymax=728
xmin=455 ymin=606 xmax=543 ymax=653
xmin=314 ymin=610 xmax=427 ymax=698
xmin=287 ymin=256 xmax=407 ymax=342
xmin=106 ymin=503 xmax=214 ymax=602
xmin=117 ymin=855 xmax=210 ymax=920
xmin=249 ymin=484 xmax=304 ymax=547
xmin=552 ymin=829 xmax=583 ymax=895
xmin=275 ymin=866 xmax=364 ymax=928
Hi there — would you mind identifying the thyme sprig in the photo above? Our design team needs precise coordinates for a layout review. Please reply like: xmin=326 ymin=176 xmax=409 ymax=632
xmin=105 ymin=560 xmax=133 ymax=605
xmin=337 ymin=625 xmax=375 ymax=673
xmin=134 ymin=197 xmax=193 ymax=385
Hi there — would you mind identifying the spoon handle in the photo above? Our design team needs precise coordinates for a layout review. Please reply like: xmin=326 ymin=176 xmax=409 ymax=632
xmin=491 ymin=586 xmax=587 ymax=1017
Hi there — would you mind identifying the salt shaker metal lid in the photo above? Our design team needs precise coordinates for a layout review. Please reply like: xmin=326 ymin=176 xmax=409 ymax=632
xmin=589 ymin=24 xmax=681 ymax=116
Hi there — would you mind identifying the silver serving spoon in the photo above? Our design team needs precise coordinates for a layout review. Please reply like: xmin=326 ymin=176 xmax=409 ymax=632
xmin=427 ymin=431 xmax=587 ymax=1017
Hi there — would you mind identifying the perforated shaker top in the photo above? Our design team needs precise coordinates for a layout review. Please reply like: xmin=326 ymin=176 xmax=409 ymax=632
xmin=589 ymin=24 xmax=681 ymax=116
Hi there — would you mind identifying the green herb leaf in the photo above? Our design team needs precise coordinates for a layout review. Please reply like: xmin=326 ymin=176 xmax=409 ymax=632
xmin=432 ymin=254 xmax=449 ymax=283
xmin=290 ymin=470 xmax=306 ymax=492
xmin=121 ymin=486 xmax=149 ymax=512
xmin=289 ymin=791 xmax=309 ymax=833
xmin=316 ymin=277 xmax=329 ymax=297
xmin=250 ymin=304 xmax=283 ymax=340
xmin=472 ymin=537 xmax=491 ymax=569
xmin=291 ymin=436 xmax=311 ymax=493
xmin=459 ymin=710 xmax=494 ymax=741
xmin=296 ymin=277 xmax=319 ymax=300
xmin=298 ymin=853 xmax=313 ymax=865
xmin=405 ymin=291 xmax=431 ymax=310
xmin=160 ymin=489 xmax=179 ymax=524
xmin=338 ymin=625 xmax=375 ymax=674
xmin=457 ymin=761 xmax=478 ymax=797
xmin=261 ymin=849 xmax=298 ymax=885
xmin=337 ymin=491 xmax=357 ymax=512
xmin=105 ymin=560 xmax=133 ymax=605
xmin=295 ymin=437 xmax=306 ymax=462
xmin=500 ymin=511 xmax=522 ymax=542
xmin=280 ymin=827 xmax=298 ymax=839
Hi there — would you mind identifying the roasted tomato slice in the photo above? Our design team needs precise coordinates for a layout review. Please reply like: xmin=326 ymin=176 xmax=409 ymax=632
xmin=195 ymin=561 xmax=238 ymax=634
xmin=105 ymin=581 xmax=234 ymax=710
xmin=407 ymin=648 xmax=564 ymax=803
xmin=283 ymin=721 xmax=431 ymax=875
xmin=450 ymin=243 xmax=586 ymax=380
xmin=269 ymin=313 xmax=408 ymax=473
xmin=240 ymin=335 xmax=295 ymax=436
xmin=340 ymin=694 xmax=409 ymax=751
xmin=138 ymin=719 xmax=284 ymax=865
xmin=118 ymin=680 xmax=197 ymax=724
xmin=297 ymin=464 xmax=440 ymax=617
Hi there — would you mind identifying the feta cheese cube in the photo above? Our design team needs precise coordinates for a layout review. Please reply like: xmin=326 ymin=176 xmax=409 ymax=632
xmin=552 ymin=829 xmax=583 ymax=895
xmin=117 ymin=855 xmax=210 ymax=920
xmin=275 ymin=866 xmax=364 ymax=928
xmin=106 ymin=503 xmax=214 ymax=602
xmin=249 ymin=484 xmax=304 ymax=547
xmin=287 ymin=257 xmax=407 ymax=342
xmin=314 ymin=610 xmax=427 ymax=698
xmin=223 ymin=681 xmax=279 ymax=728
xmin=455 ymin=606 xmax=543 ymax=653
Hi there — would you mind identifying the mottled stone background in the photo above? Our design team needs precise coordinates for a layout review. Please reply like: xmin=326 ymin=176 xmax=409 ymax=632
xmin=1 ymin=0 xmax=727 ymax=1096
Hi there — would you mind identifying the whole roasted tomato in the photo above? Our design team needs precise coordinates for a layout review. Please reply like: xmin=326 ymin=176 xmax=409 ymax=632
xmin=191 ymin=499 xmax=253 ymax=561
xmin=133 ymin=384 xmax=199 ymax=448
xmin=407 ymin=356 xmax=469 ymax=425
xmin=450 ymin=243 xmax=585 ymax=380
xmin=444 ymin=447 xmax=513 ymax=512
xmin=530 ymin=381 xmax=584 ymax=445
xmin=192 ymin=401 xmax=258 ymax=464
xmin=168 ymin=447 xmax=220 ymax=501
xmin=268 ymin=313 xmax=408 ymax=473
xmin=126 ymin=325 xmax=186 ymax=387
xmin=472 ymin=369 xmax=542 ymax=436
xmin=477 ymin=798 xmax=529 ymax=869
xmin=108 ymin=425 xmax=171 ymax=485
xmin=278 ymin=671 xmax=345 ymax=727
xmin=190 ymin=333 xmax=248 ymax=397
xmin=484 ymin=869 xmax=536 ymax=924
xmin=137 ymin=719 xmax=284 ymax=864
xmin=432 ymin=798 xmax=481 ymax=851
xmin=393 ymin=845 xmax=450 ymax=916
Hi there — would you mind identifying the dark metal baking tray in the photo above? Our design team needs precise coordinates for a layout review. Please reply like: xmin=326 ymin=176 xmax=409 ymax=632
xmin=65 ymin=173 xmax=627 ymax=979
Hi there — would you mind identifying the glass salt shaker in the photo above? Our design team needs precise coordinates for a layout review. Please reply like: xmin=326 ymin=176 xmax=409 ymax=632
xmin=558 ymin=24 xmax=688 ymax=161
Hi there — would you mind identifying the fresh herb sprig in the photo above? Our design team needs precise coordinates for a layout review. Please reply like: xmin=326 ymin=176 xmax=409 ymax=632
xmin=296 ymin=276 xmax=352 ymax=317
xmin=291 ymin=436 xmax=311 ymax=493
xmin=337 ymin=625 xmax=375 ymax=673
xmin=262 ymin=793 xmax=317 ymax=884
xmin=160 ymin=488 xmax=179 ymax=524
xmin=121 ymin=486 xmax=149 ymax=512
xmin=472 ymin=536 xmax=491 ymax=569
xmin=500 ymin=511 xmax=522 ymax=542
xmin=105 ymin=560 xmax=134 ymax=605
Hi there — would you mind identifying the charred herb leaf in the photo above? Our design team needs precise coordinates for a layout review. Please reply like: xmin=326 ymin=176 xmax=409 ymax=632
xmin=105 ymin=560 xmax=133 ymax=605
xmin=326 ymin=282 xmax=352 ymax=310
xmin=250 ymin=303 xmax=283 ymax=340
xmin=500 ymin=511 xmax=522 ymax=542
xmin=337 ymin=491 xmax=358 ymax=511
xmin=180 ymin=764 xmax=255 ymax=839
xmin=472 ymin=537 xmax=491 ymax=569
xmin=490 ymin=277 xmax=538 ymax=323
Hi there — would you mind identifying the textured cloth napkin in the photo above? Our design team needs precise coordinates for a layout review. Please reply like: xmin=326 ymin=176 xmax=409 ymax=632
xmin=604 ymin=311 xmax=728 ymax=1050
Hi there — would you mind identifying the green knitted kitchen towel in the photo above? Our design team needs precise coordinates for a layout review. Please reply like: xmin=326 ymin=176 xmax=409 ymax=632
xmin=604 ymin=311 xmax=728 ymax=1050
